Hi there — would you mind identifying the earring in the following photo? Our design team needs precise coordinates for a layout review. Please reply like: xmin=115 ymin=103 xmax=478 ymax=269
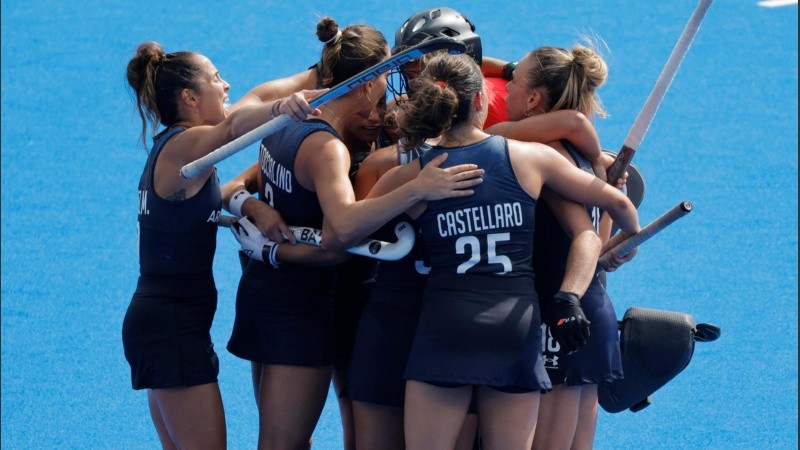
xmin=524 ymin=108 xmax=532 ymax=117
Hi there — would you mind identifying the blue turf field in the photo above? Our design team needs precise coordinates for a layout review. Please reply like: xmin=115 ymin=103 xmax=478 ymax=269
xmin=2 ymin=0 xmax=797 ymax=448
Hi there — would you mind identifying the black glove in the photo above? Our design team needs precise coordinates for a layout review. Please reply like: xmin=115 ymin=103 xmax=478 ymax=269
xmin=546 ymin=291 xmax=591 ymax=354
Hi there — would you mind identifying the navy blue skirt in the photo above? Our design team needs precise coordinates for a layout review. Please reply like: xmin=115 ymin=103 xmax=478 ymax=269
xmin=122 ymin=277 xmax=219 ymax=390
xmin=403 ymin=274 xmax=551 ymax=393
xmin=227 ymin=261 xmax=336 ymax=366
xmin=345 ymin=290 xmax=422 ymax=407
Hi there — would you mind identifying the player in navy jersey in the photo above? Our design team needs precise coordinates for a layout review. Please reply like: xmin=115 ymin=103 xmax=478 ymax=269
xmin=328 ymin=93 xmax=392 ymax=450
xmin=346 ymin=141 xmax=426 ymax=449
xmin=365 ymin=53 xmax=640 ymax=450
xmin=220 ymin=17 xmax=484 ymax=449
xmin=491 ymin=43 xmax=637 ymax=450
xmin=122 ymin=41 xmax=319 ymax=449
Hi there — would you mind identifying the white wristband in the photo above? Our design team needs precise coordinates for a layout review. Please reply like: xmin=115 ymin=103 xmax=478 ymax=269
xmin=228 ymin=189 xmax=252 ymax=218
xmin=263 ymin=241 xmax=280 ymax=268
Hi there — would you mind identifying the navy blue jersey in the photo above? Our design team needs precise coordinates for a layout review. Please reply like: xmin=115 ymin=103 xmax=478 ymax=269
xmin=533 ymin=140 xmax=599 ymax=298
xmin=137 ymin=127 xmax=221 ymax=279
xmin=404 ymin=136 xmax=549 ymax=391
xmin=369 ymin=143 xmax=433 ymax=309
xmin=417 ymin=135 xmax=536 ymax=278
xmin=260 ymin=119 xmax=340 ymax=228
xmin=535 ymin=140 xmax=622 ymax=385
xmin=229 ymin=119 xmax=343 ymax=366
xmin=368 ymin=213 xmax=429 ymax=311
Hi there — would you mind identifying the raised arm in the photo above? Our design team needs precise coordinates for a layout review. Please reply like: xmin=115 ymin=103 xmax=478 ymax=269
xmin=487 ymin=110 xmax=602 ymax=166
xmin=228 ymin=68 xmax=320 ymax=111
xmin=509 ymin=140 xmax=640 ymax=235
xmin=481 ymin=56 xmax=512 ymax=79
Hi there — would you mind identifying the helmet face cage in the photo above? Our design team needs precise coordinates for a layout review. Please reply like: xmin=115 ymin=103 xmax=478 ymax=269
xmin=386 ymin=67 xmax=410 ymax=103
xmin=388 ymin=7 xmax=482 ymax=102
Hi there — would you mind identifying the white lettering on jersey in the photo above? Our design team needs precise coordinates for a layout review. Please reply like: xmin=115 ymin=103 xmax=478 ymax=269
xmin=260 ymin=144 xmax=293 ymax=193
xmin=138 ymin=190 xmax=149 ymax=215
xmin=437 ymin=202 xmax=523 ymax=238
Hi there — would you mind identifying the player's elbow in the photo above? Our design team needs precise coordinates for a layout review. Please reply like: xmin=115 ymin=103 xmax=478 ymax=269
xmin=568 ymin=111 xmax=594 ymax=139
xmin=320 ymin=223 xmax=359 ymax=251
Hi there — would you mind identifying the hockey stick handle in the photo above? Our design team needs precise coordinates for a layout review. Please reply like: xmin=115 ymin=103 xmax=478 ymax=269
xmin=218 ymin=216 xmax=415 ymax=261
xmin=180 ymin=37 xmax=466 ymax=179
xmin=181 ymin=115 xmax=292 ymax=179
xmin=607 ymin=0 xmax=713 ymax=183
xmin=598 ymin=201 xmax=693 ymax=267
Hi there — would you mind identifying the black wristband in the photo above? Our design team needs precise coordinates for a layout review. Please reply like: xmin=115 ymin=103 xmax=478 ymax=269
xmin=502 ymin=61 xmax=518 ymax=81
xmin=553 ymin=291 xmax=580 ymax=304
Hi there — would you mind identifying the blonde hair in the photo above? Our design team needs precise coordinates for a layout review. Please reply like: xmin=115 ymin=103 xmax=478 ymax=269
xmin=525 ymin=42 xmax=608 ymax=118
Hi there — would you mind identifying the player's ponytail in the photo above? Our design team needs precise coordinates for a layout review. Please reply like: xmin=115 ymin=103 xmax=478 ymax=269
xmin=126 ymin=41 xmax=203 ymax=149
xmin=316 ymin=17 xmax=387 ymax=88
xmin=397 ymin=53 xmax=484 ymax=150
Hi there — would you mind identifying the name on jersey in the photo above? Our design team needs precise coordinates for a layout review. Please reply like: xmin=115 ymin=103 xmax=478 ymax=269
xmin=138 ymin=190 xmax=150 ymax=215
xmin=260 ymin=145 xmax=293 ymax=193
xmin=437 ymin=202 xmax=523 ymax=238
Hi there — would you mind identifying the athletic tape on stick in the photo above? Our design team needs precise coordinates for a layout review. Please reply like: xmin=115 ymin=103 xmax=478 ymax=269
xmin=598 ymin=201 xmax=693 ymax=269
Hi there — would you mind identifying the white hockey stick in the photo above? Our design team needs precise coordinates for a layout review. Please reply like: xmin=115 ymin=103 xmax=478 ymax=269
xmin=607 ymin=0 xmax=713 ymax=182
xmin=219 ymin=216 xmax=415 ymax=261
xmin=180 ymin=37 xmax=467 ymax=179
xmin=598 ymin=201 xmax=693 ymax=269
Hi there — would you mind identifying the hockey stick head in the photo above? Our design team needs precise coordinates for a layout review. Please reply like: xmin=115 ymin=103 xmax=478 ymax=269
xmin=361 ymin=220 xmax=415 ymax=261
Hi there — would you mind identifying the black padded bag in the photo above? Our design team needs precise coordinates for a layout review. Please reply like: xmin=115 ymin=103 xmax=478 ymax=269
xmin=599 ymin=306 xmax=719 ymax=413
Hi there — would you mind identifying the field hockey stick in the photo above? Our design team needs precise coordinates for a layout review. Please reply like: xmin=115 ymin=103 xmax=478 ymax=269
xmin=598 ymin=201 xmax=693 ymax=269
xmin=180 ymin=37 xmax=467 ymax=179
xmin=606 ymin=0 xmax=713 ymax=183
xmin=218 ymin=216 xmax=416 ymax=261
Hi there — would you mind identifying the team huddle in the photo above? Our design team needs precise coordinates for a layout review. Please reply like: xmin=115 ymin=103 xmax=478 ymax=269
xmin=123 ymin=6 xmax=644 ymax=450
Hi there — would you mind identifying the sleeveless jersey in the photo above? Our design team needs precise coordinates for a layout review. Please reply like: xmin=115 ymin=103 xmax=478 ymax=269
xmin=417 ymin=135 xmax=535 ymax=278
xmin=260 ymin=119 xmax=340 ymax=228
xmin=535 ymin=140 xmax=622 ymax=385
xmin=404 ymin=135 xmax=549 ymax=390
xmin=137 ymin=127 xmax=221 ymax=279
xmin=228 ymin=119 xmax=342 ymax=365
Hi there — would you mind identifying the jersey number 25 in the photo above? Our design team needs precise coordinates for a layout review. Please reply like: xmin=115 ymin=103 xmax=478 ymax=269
xmin=455 ymin=232 xmax=511 ymax=275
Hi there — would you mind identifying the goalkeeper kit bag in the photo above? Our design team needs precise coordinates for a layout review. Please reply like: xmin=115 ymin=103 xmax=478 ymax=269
xmin=598 ymin=306 xmax=720 ymax=413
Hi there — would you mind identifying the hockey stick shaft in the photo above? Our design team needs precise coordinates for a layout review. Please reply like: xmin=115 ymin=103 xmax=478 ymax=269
xmin=607 ymin=0 xmax=713 ymax=182
xmin=180 ymin=37 xmax=466 ymax=179
xmin=598 ymin=201 xmax=693 ymax=268
xmin=218 ymin=216 xmax=415 ymax=261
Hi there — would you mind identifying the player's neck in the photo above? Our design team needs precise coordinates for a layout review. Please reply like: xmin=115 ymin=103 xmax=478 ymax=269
xmin=438 ymin=124 xmax=488 ymax=148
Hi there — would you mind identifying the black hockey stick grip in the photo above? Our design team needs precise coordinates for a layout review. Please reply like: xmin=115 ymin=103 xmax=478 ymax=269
xmin=607 ymin=145 xmax=636 ymax=186
xmin=598 ymin=201 xmax=693 ymax=267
